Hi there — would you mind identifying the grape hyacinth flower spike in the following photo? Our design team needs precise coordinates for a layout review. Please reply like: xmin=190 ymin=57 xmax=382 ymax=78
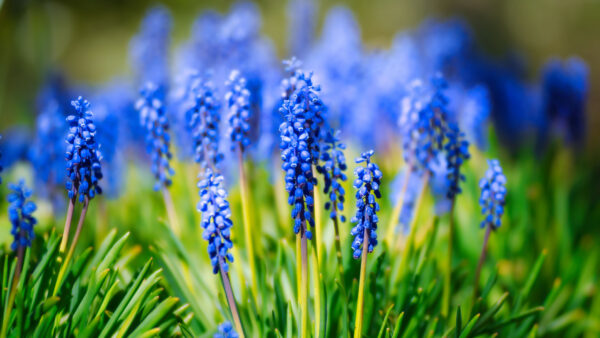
xmin=1 ymin=180 xmax=37 ymax=337
xmin=442 ymin=122 xmax=470 ymax=316
xmin=136 ymin=82 xmax=181 ymax=236
xmin=60 ymin=96 xmax=103 ymax=253
xmin=351 ymin=150 xmax=382 ymax=338
xmin=474 ymin=159 xmax=506 ymax=301
xmin=225 ymin=69 xmax=259 ymax=303
xmin=197 ymin=169 xmax=244 ymax=336
xmin=214 ymin=321 xmax=239 ymax=338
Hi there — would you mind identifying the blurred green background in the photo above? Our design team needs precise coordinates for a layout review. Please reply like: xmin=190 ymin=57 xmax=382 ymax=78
xmin=0 ymin=0 xmax=598 ymax=154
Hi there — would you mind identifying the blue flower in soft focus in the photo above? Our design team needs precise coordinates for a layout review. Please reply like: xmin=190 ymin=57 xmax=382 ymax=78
xmin=479 ymin=159 xmax=506 ymax=230
xmin=390 ymin=170 xmax=425 ymax=234
xmin=183 ymin=71 xmax=223 ymax=169
xmin=225 ymin=70 xmax=252 ymax=153
xmin=66 ymin=97 xmax=103 ymax=203
xmin=0 ymin=134 xmax=3 ymax=184
xmin=541 ymin=57 xmax=589 ymax=145
xmin=197 ymin=169 xmax=234 ymax=274
xmin=214 ymin=321 xmax=238 ymax=338
xmin=130 ymin=6 xmax=172 ymax=91
xmin=317 ymin=130 xmax=347 ymax=222
xmin=279 ymin=98 xmax=316 ymax=238
xmin=417 ymin=18 xmax=474 ymax=75
xmin=448 ymin=84 xmax=491 ymax=149
xmin=445 ymin=123 xmax=470 ymax=200
xmin=287 ymin=0 xmax=315 ymax=57
xmin=0 ymin=127 xmax=31 ymax=169
xmin=136 ymin=82 xmax=175 ymax=191
xmin=350 ymin=150 xmax=382 ymax=259
xmin=7 ymin=180 xmax=37 ymax=251
xmin=400 ymin=75 xmax=450 ymax=173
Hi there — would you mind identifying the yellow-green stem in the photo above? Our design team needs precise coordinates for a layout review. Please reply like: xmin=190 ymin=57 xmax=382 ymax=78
xmin=53 ymin=197 xmax=89 ymax=296
xmin=300 ymin=229 xmax=309 ymax=338
xmin=59 ymin=197 xmax=76 ymax=254
xmin=353 ymin=226 xmax=369 ymax=338
xmin=473 ymin=223 xmax=492 ymax=302
xmin=385 ymin=168 xmax=411 ymax=247
xmin=332 ymin=212 xmax=344 ymax=276
xmin=237 ymin=149 xmax=259 ymax=305
xmin=0 ymin=241 xmax=24 ymax=338
xmin=311 ymin=245 xmax=322 ymax=338
xmin=442 ymin=200 xmax=456 ymax=318
xmin=219 ymin=260 xmax=245 ymax=338
xmin=398 ymin=172 xmax=429 ymax=279
xmin=312 ymin=165 xmax=323 ymax=264
xmin=162 ymin=187 xmax=181 ymax=236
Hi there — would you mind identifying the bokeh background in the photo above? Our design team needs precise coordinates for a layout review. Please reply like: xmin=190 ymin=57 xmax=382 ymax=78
xmin=0 ymin=0 xmax=598 ymax=154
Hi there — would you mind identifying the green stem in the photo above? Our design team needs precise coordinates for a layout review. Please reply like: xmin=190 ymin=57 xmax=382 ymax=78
xmin=237 ymin=149 xmax=258 ymax=305
xmin=354 ymin=226 xmax=369 ymax=338
xmin=162 ymin=187 xmax=181 ymax=236
xmin=0 ymin=240 xmax=24 ymax=338
xmin=442 ymin=200 xmax=456 ymax=318
xmin=311 ymin=244 xmax=322 ymax=338
xmin=299 ymin=228 xmax=309 ymax=338
xmin=312 ymin=165 xmax=323 ymax=264
xmin=332 ymin=211 xmax=345 ymax=276
xmin=53 ymin=197 xmax=89 ymax=296
xmin=59 ymin=196 xmax=76 ymax=254
xmin=385 ymin=168 xmax=411 ymax=247
xmin=219 ymin=260 xmax=245 ymax=338
xmin=473 ymin=223 xmax=492 ymax=302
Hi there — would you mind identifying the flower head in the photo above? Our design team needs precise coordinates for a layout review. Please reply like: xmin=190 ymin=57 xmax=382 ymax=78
xmin=350 ymin=150 xmax=382 ymax=259
xmin=65 ymin=96 xmax=103 ymax=203
xmin=444 ymin=123 xmax=470 ymax=200
xmin=317 ymin=130 xmax=348 ymax=222
xmin=479 ymin=159 xmax=506 ymax=230
xmin=214 ymin=321 xmax=239 ymax=338
xmin=184 ymin=72 xmax=223 ymax=169
xmin=279 ymin=98 xmax=316 ymax=238
xmin=197 ymin=169 xmax=234 ymax=274
xmin=225 ymin=70 xmax=252 ymax=153
xmin=7 ymin=180 xmax=37 ymax=250
xmin=136 ymin=82 xmax=174 ymax=191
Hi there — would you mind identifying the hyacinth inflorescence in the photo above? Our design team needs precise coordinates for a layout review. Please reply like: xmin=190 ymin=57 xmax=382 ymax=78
xmin=225 ymin=70 xmax=252 ymax=153
xmin=198 ymin=169 xmax=235 ymax=274
xmin=445 ymin=123 xmax=470 ymax=200
xmin=317 ymin=130 xmax=348 ymax=221
xmin=400 ymin=75 xmax=449 ymax=173
xmin=479 ymin=159 xmax=507 ymax=230
xmin=66 ymin=97 xmax=103 ymax=203
xmin=7 ymin=180 xmax=37 ymax=251
xmin=350 ymin=150 xmax=382 ymax=259
xmin=279 ymin=98 xmax=316 ymax=238
xmin=184 ymin=72 xmax=223 ymax=169
xmin=136 ymin=82 xmax=174 ymax=191
xmin=214 ymin=322 xmax=238 ymax=338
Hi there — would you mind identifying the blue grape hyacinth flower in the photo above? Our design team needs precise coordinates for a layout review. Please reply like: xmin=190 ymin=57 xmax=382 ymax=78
xmin=479 ymin=159 xmax=507 ymax=230
xmin=279 ymin=98 xmax=316 ymax=238
xmin=184 ymin=72 xmax=223 ymax=169
xmin=317 ymin=130 xmax=348 ymax=222
xmin=350 ymin=150 xmax=382 ymax=259
xmin=225 ymin=70 xmax=252 ymax=153
xmin=445 ymin=123 xmax=470 ymax=200
xmin=65 ymin=97 xmax=103 ymax=203
xmin=7 ymin=180 xmax=37 ymax=251
xmin=197 ymin=169 xmax=235 ymax=274
xmin=136 ymin=82 xmax=175 ymax=191
xmin=214 ymin=321 xmax=239 ymax=338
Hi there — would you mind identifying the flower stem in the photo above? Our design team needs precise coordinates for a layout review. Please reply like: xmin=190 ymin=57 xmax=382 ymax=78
xmin=219 ymin=261 xmax=245 ymax=338
xmin=385 ymin=168 xmax=411 ymax=247
xmin=353 ymin=226 xmax=369 ymax=338
xmin=59 ymin=196 xmax=76 ymax=254
xmin=473 ymin=223 xmax=492 ymax=303
xmin=299 ymin=228 xmax=309 ymax=338
xmin=311 ymin=245 xmax=322 ymax=338
xmin=442 ymin=200 xmax=456 ymax=318
xmin=162 ymin=187 xmax=181 ymax=236
xmin=332 ymin=210 xmax=345 ymax=276
xmin=53 ymin=197 xmax=89 ymax=296
xmin=0 ymin=239 xmax=24 ymax=338
xmin=237 ymin=149 xmax=258 ymax=305
xmin=311 ymin=165 xmax=323 ymax=263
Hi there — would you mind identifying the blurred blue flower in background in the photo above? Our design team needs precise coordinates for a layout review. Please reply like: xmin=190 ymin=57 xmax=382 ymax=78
xmin=479 ymin=159 xmax=506 ymax=230
xmin=226 ymin=70 xmax=253 ymax=153
xmin=8 ymin=180 xmax=37 ymax=251
xmin=214 ymin=321 xmax=239 ymax=338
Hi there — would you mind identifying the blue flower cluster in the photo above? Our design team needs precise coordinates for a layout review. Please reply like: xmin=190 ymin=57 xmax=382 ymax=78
xmin=445 ymin=123 xmax=470 ymax=200
xmin=350 ymin=150 xmax=382 ymax=259
xmin=317 ymin=130 xmax=348 ymax=222
xmin=0 ymin=134 xmax=3 ymax=185
xmin=479 ymin=159 xmax=507 ymax=230
xmin=7 ymin=180 xmax=37 ymax=251
xmin=197 ymin=169 xmax=235 ymax=274
xmin=279 ymin=98 xmax=316 ymax=238
xmin=65 ymin=97 xmax=103 ymax=203
xmin=136 ymin=82 xmax=174 ymax=191
xmin=183 ymin=72 xmax=223 ymax=169
xmin=225 ymin=70 xmax=252 ymax=153
xmin=214 ymin=321 xmax=238 ymax=338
